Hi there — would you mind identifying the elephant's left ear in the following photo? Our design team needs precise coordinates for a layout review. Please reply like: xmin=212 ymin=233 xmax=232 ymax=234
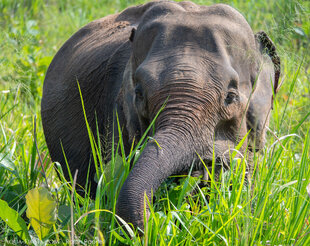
xmin=255 ymin=31 xmax=281 ymax=106
xmin=246 ymin=31 xmax=281 ymax=151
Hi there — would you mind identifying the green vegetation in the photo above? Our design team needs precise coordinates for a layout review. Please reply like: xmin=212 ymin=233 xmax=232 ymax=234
xmin=0 ymin=0 xmax=309 ymax=245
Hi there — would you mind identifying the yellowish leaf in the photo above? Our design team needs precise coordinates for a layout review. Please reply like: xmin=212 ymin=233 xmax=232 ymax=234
xmin=25 ymin=187 xmax=57 ymax=240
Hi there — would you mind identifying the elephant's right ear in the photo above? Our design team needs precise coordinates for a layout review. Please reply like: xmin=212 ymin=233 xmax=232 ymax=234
xmin=117 ymin=57 xmax=141 ymax=143
xmin=129 ymin=28 xmax=136 ymax=42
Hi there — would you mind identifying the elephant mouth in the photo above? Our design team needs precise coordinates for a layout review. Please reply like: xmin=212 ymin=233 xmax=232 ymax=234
xmin=202 ymin=155 xmax=230 ymax=169
xmin=185 ymin=155 xmax=230 ymax=181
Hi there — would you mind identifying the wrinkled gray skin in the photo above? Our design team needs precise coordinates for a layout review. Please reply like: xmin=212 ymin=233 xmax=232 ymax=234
xmin=41 ymin=1 xmax=280 ymax=230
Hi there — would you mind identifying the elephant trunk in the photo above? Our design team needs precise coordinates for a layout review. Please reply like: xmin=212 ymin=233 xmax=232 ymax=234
xmin=116 ymin=128 xmax=195 ymax=229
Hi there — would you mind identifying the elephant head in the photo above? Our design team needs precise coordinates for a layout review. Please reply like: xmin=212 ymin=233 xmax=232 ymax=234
xmin=116 ymin=2 xmax=280 ymax=229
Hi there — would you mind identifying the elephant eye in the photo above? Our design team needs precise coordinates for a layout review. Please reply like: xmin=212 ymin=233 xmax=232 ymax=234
xmin=225 ymin=91 xmax=238 ymax=106
xmin=135 ymin=84 xmax=144 ymax=100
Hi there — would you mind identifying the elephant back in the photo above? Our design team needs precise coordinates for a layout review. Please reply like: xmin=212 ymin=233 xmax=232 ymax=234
xmin=41 ymin=2 xmax=158 ymax=192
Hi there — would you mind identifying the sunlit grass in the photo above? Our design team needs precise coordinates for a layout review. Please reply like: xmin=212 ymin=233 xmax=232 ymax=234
xmin=0 ymin=0 xmax=309 ymax=245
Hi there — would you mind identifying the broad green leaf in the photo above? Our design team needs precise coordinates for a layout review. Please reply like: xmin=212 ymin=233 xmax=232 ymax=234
xmin=94 ymin=154 xmax=124 ymax=183
xmin=0 ymin=199 xmax=30 ymax=243
xmin=58 ymin=204 xmax=71 ymax=227
xmin=0 ymin=153 xmax=15 ymax=171
xmin=26 ymin=187 xmax=57 ymax=240
xmin=103 ymin=153 xmax=124 ymax=182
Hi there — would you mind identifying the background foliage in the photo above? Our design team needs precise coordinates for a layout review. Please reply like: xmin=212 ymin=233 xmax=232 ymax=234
xmin=0 ymin=0 xmax=309 ymax=245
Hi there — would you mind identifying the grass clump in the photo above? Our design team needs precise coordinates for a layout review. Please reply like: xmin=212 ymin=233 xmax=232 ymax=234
xmin=0 ymin=0 xmax=309 ymax=245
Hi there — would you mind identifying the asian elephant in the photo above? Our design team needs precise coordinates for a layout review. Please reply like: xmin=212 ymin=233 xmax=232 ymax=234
xmin=41 ymin=1 xmax=280 ymax=230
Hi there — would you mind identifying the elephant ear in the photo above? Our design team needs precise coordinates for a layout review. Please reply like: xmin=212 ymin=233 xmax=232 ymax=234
xmin=117 ymin=54 xmax=141 ymax=144
xmin=247 ymin=31 xmax=281 ymax=151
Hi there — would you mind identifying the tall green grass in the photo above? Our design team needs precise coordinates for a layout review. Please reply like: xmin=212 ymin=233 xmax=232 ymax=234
xmin=0 ymin=0 xmax=309 ymax=245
